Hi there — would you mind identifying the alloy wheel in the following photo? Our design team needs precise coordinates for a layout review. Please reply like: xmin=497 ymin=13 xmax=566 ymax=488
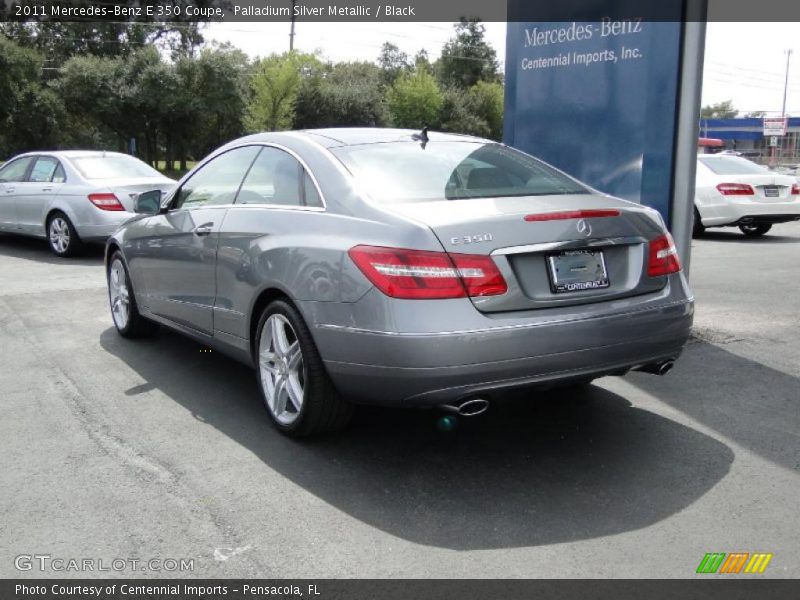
xmin=108 ymin=259 xmax=130 ymax=330
xmin=259 ymin=314 xmax=305 ymax=425
xmin=49 ymin=217 xmax=70 ymax=254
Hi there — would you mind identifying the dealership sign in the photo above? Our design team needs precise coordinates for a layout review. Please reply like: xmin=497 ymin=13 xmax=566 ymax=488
xmin=503 ymin=13 xmax=684 ymax=223
xmin=763 ymin=117 xmax=788 ymax=136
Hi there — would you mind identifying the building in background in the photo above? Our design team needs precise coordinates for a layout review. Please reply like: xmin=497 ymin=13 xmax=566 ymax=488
xmin=699 ymin=117 xmax=800 ymax=163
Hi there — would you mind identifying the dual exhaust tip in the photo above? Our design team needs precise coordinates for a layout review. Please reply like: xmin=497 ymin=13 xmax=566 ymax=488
xmin=438 ymin=360 xmax=675 ymax=417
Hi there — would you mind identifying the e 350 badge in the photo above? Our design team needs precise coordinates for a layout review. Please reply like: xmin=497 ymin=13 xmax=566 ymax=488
xmin=451 ymin=233 xmax=494 ymax=246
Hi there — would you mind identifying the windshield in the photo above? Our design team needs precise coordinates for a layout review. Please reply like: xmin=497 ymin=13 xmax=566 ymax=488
xmin=70 ymin=155 xmax=162 ymax=180
xmin=331 ymin=141 xmax=589 ymax=203
xmin=699 ymin=156 xmax=767 ymax=175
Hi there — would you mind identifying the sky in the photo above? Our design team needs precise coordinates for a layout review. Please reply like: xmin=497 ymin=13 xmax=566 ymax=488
xmin=206 ymin=21 xmax=800 ymax=116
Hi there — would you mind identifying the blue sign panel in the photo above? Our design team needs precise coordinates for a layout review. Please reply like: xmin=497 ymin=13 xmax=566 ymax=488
xmin=504 ymin=15 xmax=684 ymax=223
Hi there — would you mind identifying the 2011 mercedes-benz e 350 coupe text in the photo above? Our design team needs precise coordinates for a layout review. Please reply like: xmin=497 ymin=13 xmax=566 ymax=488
xmin=105 ymin=128 xmax=694 ymax=436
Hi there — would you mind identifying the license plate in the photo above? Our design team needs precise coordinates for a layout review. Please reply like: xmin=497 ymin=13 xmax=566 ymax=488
xmin=763 ymin=186 xmax=780 ymax=198
xmin=546 ymin=249 xmax=610 ymax=293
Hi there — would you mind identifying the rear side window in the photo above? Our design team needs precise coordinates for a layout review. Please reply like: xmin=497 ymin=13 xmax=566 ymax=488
xmin=175 ymin=146 xmax=261 ymax=209
xmin=70 ymin=155 xmax=162 ymax=180
xmin=698 ymin=156 xmax=766 ymax=175
xmin=0 ymin=157 xmax=34 ymax=183
xmin=330 ymin=141 xmax=588 ymax=203
xmin=235 ymin=147 xmax=323 ymax=207
xmin=29 ymin=157 xmax=60 ymax=183
xmin=53 ymin=163 xmax=66 ymax=183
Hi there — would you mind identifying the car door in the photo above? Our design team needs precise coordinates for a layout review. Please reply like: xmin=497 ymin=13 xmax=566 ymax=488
xmin=15 ymin=156 xmax=65 ymax=235
xmin=0 ymin=156 xmax=35 ymax=231
xmin=214 ymin=145 xmax=325 ymax=341
xmin=136 ymin=145 xmax=261 ymax=335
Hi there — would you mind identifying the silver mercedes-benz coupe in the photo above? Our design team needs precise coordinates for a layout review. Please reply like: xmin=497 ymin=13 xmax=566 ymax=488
xmin=105 ymin=128 xmax=694 ymax=436
xmin=0 ymin=151 xmax=175 ymax=256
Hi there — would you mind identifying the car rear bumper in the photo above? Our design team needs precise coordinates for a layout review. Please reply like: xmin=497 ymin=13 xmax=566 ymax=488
xmin=75 ymin=211 xmax=136 ymax=241
xmin=734 ymin=214 xmax=800 ymax=225
xmin=309 ymin=274 xmax=694 ymax=406
xmin=703 ymin=198 xmax=800 ymax=226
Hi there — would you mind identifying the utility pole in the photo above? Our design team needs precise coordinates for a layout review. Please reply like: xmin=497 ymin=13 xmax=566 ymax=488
xmin=289 ymin=0 xmax=297 ymax=51
xmin=781 ymin=49 xmax=792 ymax=118
xmin=777 ymin=49 xmax=793 ymax=163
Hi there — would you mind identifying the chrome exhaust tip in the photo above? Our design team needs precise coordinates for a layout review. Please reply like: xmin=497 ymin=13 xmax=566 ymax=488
xmin=635 ymin=360 xmax=675 ymax=376
xmin=440 ymin=398 xmax=490 ymax=417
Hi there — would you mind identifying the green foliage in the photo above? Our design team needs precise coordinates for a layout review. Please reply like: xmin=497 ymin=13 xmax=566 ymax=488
xmin=0 ymin=35 xmax=64 ymax=157
xmin=377 ymin=42 xmax=409 ymax=85
xmin=437 ymin=18 xmax=500 ymax=89
xmin=387 ymin=70 xmax=444 ymax=129
xmin=1 ymin=17 xmax=507 ymax=164
xmin=246 ymin=52 xmax=318 ymax=132
xmin=295 ymin=62 xmax=388 ymax=128
xmin=700 ymin=100 xmax=738 ymax=119
xmin=469 ymin=81 xmax=504 ymax=140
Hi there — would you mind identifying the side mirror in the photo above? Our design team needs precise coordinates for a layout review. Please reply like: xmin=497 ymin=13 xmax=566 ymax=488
xmin=134 ymin=190 xmax=162 ymax=214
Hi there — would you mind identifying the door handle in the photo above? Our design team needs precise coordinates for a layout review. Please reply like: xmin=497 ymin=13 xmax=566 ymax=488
xmin=193 ymin=222 xmax=214 ymax=236
xmin=41 ymin=187 xmax=53 ymax=192
xmin=4 ymin=188 xmax=14 ymax=194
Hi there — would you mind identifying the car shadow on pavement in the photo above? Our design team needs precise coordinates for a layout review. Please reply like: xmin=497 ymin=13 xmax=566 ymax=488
xmin=0 ymin=233 xmax=105 ymax=264
xmin=627 ymin=339 xmax=800 ymax=474
xmin=100 ymin=327 xmax=733 ymax=551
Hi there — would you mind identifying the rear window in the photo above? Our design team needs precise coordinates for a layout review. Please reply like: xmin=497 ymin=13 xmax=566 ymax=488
xmin=330 ymin=141 xmax=588 ymax=203
xmin=70 ymin=155 xmax=162 ymax=180
xmin=699 ymin=156 xmax=767 ymax=175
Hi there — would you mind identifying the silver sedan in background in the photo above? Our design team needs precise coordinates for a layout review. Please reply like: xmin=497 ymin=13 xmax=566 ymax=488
xmin=106 ymin=128 xmax=694 ymax=437
xmin=0 ymin=151 xmax=175 ymax=256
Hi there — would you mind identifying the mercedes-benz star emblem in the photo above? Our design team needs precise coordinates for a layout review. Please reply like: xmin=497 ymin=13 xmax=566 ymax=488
xmin=576 ymin=219 xmax=592 ymax=237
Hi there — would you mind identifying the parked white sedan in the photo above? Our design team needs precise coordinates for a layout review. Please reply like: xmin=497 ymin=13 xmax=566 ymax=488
xmin=694 ymin=154 xmax=800 ymax=237
xmin=0 ymin=151 xmax=175 ymax=256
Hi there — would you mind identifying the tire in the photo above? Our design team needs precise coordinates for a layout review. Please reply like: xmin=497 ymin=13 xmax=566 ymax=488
xmin=47 ymin=212 xmax=84 ymax=257
xmin=255 ymin=299 xmax=353 ymax=437
xmin=738 ymin=223 xmax=772 ymax=237
xmin=107 ymin=252 xmax=159 ymax=338
xmin=692 ymin=207 xmax=705 ymax=238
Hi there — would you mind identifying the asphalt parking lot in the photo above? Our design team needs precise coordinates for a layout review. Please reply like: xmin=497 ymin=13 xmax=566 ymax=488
xmin=1 ymin=224 xmax=798 ymax=579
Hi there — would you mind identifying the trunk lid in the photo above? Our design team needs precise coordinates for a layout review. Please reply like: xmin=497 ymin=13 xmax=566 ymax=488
xmin=102 ymin=177 xmax=176 ymax=211
xmin=383 ymin=193 xmax=668 ymax=313
xmin=714 ymin=173 xmax=796 ymax=202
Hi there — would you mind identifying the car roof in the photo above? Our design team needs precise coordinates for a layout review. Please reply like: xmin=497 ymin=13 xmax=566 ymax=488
xmin=239 ymin=128 xmax=491 ymax=148
xmin=10 ymin=150 xmax=133 ymax=160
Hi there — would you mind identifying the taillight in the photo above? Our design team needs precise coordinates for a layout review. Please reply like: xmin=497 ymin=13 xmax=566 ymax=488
xmin=348 ymin=245 xmax=507 ymax=299
xmin=647 ymin=233 xmax=681 ymax=277
xmin=88 ymin=193 xmax=124 ymax=211
xmin=716 ymin=183 xmax=754 ymax=196
xmin=792 ymin=183 xmax=800 ymax=195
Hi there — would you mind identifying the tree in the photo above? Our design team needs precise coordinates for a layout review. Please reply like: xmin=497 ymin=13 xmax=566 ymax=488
xmin=387 ymin=70 xmax=443 ymax=128
xmin=186 ymin=46 xmax=251 ymax=157
xmin=700 ymin=100 xmax=738 ymax=119
xmin=437 ymin=18 xmax=500 ymax=89
xmin=438 ymin=87 xmax=491 ymax=138
xmin=745 ymin=110 xmax=766 ymax=118
xmin=0 ymin=36 xmax=65 ymax=157
xmin=295 ymin=62 xmax=388 ymax=129
xmin=377 ymin=42 xmax=409 ymax=84
xmin=246 ymin=52 xmax=318 ymax=132
xmin=468 ymin=81 xmax=504 ymax=140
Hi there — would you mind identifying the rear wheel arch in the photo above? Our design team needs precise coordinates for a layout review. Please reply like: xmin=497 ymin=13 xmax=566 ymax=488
xmin=249 ymin=288 xmax=298 ymax=359
xmin=105 ymin=241 xmax=121 ymax=268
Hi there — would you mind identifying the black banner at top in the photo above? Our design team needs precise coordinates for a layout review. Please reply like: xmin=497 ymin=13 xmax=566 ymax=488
xmin=2 ymin=0 xmax=800 ymax=22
